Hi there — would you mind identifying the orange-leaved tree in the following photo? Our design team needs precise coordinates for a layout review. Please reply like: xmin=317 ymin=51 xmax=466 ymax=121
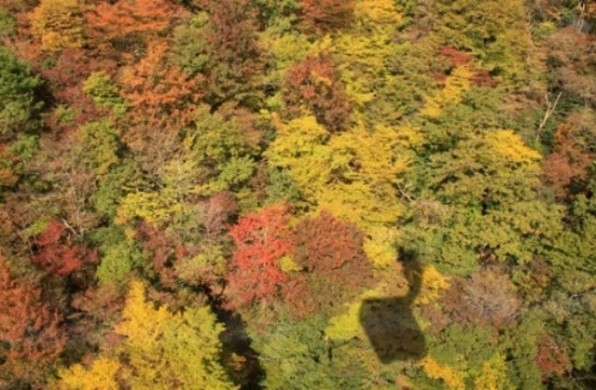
xmin=0 ymin=257 xmax=66 ymax=383
xmin=87 ymin=0 xmax=180 ymax=42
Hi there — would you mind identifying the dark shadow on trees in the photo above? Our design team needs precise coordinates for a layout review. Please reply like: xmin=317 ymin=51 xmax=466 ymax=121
xmin=359 ymin=257 xmax=426 ymax=364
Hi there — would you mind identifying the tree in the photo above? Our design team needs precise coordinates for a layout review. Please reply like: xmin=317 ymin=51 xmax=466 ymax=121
xmin=283 ymin=54 xmax=351 ymax=131
xmin=30 ymin=0 xmax=85 ymax=51
xmin=0 ymin=257 xmax=65 ymax=384
xmin=86 ymin=0 xmax=179 ymax=43
xmin=225 ymin=204 xmax=293 ymax=309
xmin=82 ymin=71 xmax=128 ymax=115
xmin=135 ymin=221 xmax=181 ymax=286
xmin=284 ymin=212 xmax=373 ymax=317
xmin=0 ymin=47 xmax=42 ymax=140
xmin=204 ymin=191 xmax=238 ymax=239
xmin=32 ymin=219 xmax=95 ymax=276
xmin=54 ymin=357 xmax=120 ymax=390
xmin=56 ymin=280 xmax=236 ymax=389
xmin=535 ymin=335 xmax=571 ymax=380
xmin=542 ymin=111 xmax=595 ymax=199
xmin=182 ymin=105 xmax=258 ymax=195
xmin=205 ymin=0 xmax=263 ymax=105
xmin=299 ymin=0 xmax=355 ymax=33
xmin=443 ymin=268 xmax=521 ymax=328
xmin=76 ymin=120 xmax=122 ymax=176
xmin=119 ymin=42 xmax=203 ymax=117
xmin=90 ymin=225 xmax=149 ymax=286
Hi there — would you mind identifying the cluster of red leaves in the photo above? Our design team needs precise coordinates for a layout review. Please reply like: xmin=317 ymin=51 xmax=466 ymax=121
xmin=283 ymin=212 xmax=373 ymax=317
xmin=440 ymin=46 xmax=473 ymax=66
xmin=224 ymin=208 xmax=373 ymax=317
xmin=439 ymin=46 xmax=499 ymax=88
xmin=32 ymin=219 xmax=96 ymax=276
xmin=225 ymin=204 xmax=293 ymax=309
xmin=535 ymin=335 xmax=571 ymax=379
xmin=0 ymin=257 xmax=65 ymax=381
xmin=300 ymin=0 xmax=355 ymax=33
xmin=284 ymin=54 xmax=352 ymax=131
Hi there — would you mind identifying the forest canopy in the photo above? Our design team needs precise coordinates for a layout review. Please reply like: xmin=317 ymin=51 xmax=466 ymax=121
xmin=0 ymin=0 xmax=594 ymax=389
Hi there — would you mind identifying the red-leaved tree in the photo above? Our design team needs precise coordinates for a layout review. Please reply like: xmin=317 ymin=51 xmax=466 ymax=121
xmin=32 ymin=219 xmax=95 ymax=276
xmin=225 ymin=204 xmax=293 ymax=309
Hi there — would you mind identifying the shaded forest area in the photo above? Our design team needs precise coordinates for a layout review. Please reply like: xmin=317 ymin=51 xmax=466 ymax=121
xmin=0 ymin=0 xmax=594 ymax=388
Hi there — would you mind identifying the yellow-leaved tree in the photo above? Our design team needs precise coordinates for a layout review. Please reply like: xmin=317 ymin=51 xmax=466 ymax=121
xmin=267 ymin=115 xmax=419 ymax=266
xmin=30 ymin=0 xmax=85 ymax=51
xmin=55 ymin=281 xmax=236 ymax=390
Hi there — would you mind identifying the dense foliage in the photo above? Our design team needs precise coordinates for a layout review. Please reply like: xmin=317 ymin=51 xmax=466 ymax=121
xmin=0 ymin=0 xmax=594 ymax=388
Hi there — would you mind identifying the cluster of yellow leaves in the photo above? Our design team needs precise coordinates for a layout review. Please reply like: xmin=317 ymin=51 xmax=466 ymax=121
xmin=484 ymin=130 xmax=541 ymax=165
xmin=422 ymin=356 xmax=466 ymax=390
xmin=266 ymin=115 xmax=331 ymax=199
xmin=333 ymin=0 xmax=403 ymax=111
xmin=414 ymin=265 xmax=451 ymax=305
xmin=115 ymin=191 xmax=181 ymax=226
xmin=30 ymin=0 xmax=85 ymax=51
xmin=474 ymin=354 xmax=514 ymax=390
xmin=55 ymin=358 xmax=120 ymax=390
xmin=421 ymin=65 xmax=474 ymax=118
xmin=55 ymin=281 xmax=236 ymax=389
xmin=353 ymin=0 xmax=403 ymax=26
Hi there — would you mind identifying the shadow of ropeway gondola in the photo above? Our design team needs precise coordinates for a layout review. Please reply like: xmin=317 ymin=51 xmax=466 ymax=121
xmin=359 ymin=258 xmax=427 ymax=364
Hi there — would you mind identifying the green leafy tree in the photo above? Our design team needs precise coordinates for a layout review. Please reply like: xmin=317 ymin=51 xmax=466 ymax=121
xmin=0 ymin=48 xmax=42 ymax=139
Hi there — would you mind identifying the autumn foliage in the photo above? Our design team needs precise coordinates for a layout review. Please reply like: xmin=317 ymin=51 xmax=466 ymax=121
xmin=32 ymin=219 xmax=95 ymax=276
xmin=535 ymin=335 xmax=571 ymax=379
xmin=205 ymin=0 xmax=262 ymax=104
xmin=284 ymin=212 xmax=373 ymax=317
xmin=0 ymin=0 xmax=594 ymax=388
xmin=225 ymin=204 xmax=293 ymax=309
xmin=87 ymin=0 xmax=179 ymax=42
xmin=542 ymin=116 xmax=594 ymax=198
xmin=284 ymin=54 xmax=351 ymax=131
xmin=30 ymin=0 xmax=85 ymax=52
xmin=443 ymin=268 xmax=521 ymax=328
xmin=300 ymin=0 xmax=355 ymax=33
xmin=204 ymin=191 xmax=238 ymax=238
xmin=119 ymin=42 xmax=203 ymax=116
xmin=0 ymin=257 xmax=65 ymax=381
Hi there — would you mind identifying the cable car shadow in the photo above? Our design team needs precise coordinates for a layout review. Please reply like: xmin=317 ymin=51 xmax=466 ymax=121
xmin=359 ymin=258 xmax=427 ymax=364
